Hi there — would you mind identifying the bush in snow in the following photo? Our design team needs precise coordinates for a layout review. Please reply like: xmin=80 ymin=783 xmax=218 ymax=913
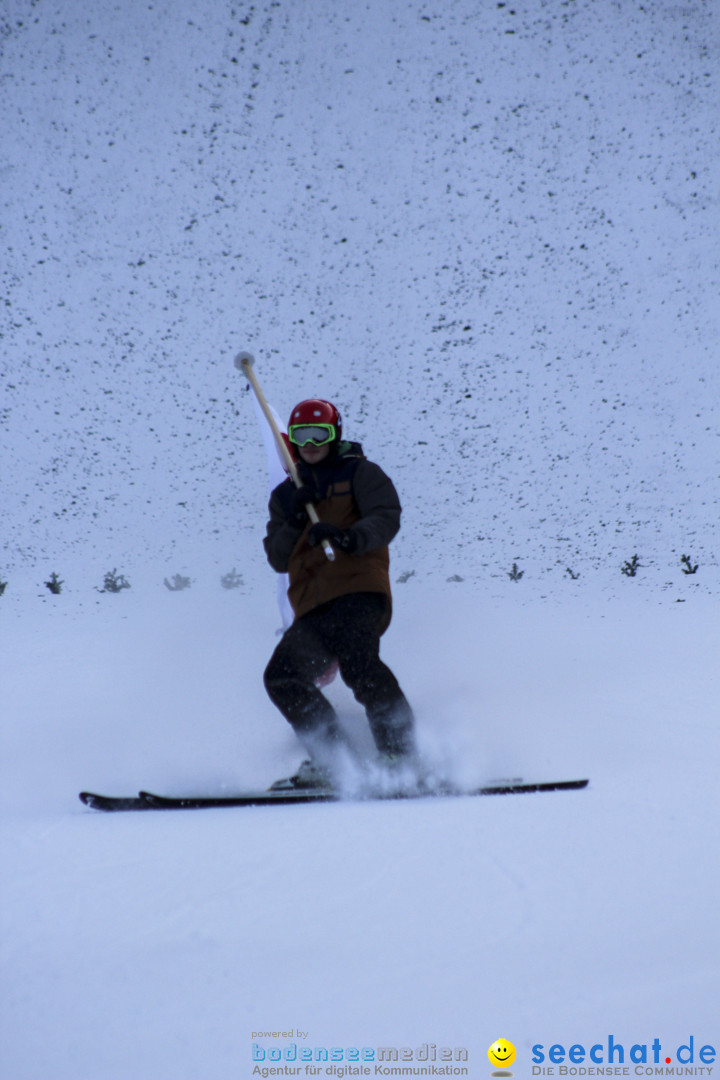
xmin=221 ymin=569 xmax=244 ymax=590
xmin=164 ymin=574 xmax=192 ymax=591
xmin=0 ymin=578 xmax=7 ymax=596
xmin=680 ymin=554 xmax=698 ymax=575
xmin=99 ymin=569 xmax=131 ymax=593
xmin=44 ymin=572 xmax=64 ymax=594
xmin=621 ymin=555 xmax=640 ymax=577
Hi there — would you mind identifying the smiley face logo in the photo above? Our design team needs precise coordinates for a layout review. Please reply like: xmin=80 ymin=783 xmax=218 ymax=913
xmin=488 ymin=1039 xmax=516 ymax=1071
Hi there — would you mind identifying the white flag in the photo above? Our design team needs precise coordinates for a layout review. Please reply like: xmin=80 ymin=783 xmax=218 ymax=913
xmin=251 ymin=393 xmax=295 ymax=630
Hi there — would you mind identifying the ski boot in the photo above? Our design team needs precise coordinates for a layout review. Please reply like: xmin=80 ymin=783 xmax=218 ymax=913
xmin=269 ymin=759 xmax=335 ymax=792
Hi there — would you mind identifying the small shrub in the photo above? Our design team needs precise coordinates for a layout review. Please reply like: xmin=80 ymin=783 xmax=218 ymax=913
xmin=0 ymin=578 xmax=7 ymax=596
xmin=621 ymin=555 xmax=640 ymax=577
xmin=680 ymin=554 xmax=698 ymax=575
xmin=508 ymin=562 xmax=524 ymax=582
xmin=45 ymin=572 xmax=64 ymax=594
xmin=220 ymin=568 xmax=244 ymax=590
xmin=164 ymin=574 xmax=192 ymax=591
xmin=100 ymin=568 xmax=131 ymax=593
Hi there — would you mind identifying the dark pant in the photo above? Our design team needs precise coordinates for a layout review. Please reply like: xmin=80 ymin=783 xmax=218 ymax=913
xmin=264 ymin=592 xmax=415 ymax=758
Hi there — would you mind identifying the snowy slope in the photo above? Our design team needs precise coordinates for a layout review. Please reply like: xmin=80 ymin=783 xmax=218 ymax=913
xmin=1 ymin=1 xmax=719 ymax=1078
xmin=2 ymin=0 xmax=718 ymax=588
xmin=2 ymin=586 xmax=719 ymax=1079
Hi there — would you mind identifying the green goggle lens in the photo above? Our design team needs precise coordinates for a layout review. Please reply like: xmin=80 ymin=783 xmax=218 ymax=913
xmin=288 ymin=424 xmax=336 ymax=447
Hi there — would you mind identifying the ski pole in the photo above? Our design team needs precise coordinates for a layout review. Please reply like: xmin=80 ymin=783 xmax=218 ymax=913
xmin=234 ymin=351 xmax=335 ymax=562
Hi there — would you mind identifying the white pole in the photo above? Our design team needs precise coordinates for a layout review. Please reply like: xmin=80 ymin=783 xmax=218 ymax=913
xmin=234 ymin=351 xmax=335 ymax=562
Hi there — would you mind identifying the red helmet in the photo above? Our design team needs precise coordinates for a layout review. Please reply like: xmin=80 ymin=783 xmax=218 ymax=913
xmin=288 ymin=399 xmax=342 ymax=441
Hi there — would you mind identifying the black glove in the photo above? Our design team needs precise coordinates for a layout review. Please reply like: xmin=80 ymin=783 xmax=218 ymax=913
xmin=284 ymin=485 xmax=314 ymax=527
xmin=307 ymin=522 xmax=359 ymax=553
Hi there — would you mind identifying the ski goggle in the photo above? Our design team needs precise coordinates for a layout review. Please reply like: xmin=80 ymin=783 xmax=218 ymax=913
xmin=288 ymin=423 xmax=337 ymax=447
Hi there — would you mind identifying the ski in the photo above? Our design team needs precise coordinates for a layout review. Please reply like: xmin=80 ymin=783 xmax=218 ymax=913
xmin=79 ymin=792 xmax=153 ymax=812
xmin=79 ymin=778 xmax=588 ymax=812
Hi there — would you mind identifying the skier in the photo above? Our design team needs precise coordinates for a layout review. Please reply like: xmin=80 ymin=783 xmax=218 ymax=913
xmin=263 ymin=397 xmax=417 ymax=790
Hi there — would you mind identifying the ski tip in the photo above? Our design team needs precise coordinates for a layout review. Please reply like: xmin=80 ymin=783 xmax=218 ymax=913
xmin=79 ymin=791 xmax=150 ymax=812
xmin=79 ymin=791 xmax=114 ymax=811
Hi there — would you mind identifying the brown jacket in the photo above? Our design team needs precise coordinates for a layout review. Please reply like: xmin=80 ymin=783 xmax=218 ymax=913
xmin=263 ymin=442 xmax=401 ymax=628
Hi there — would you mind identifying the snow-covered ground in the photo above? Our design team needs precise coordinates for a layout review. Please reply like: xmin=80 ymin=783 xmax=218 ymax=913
xmin=2 ymin=586 xmax=719 ymax=1078
xmin=1 ymin=0 xmax=719 ymax=1077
